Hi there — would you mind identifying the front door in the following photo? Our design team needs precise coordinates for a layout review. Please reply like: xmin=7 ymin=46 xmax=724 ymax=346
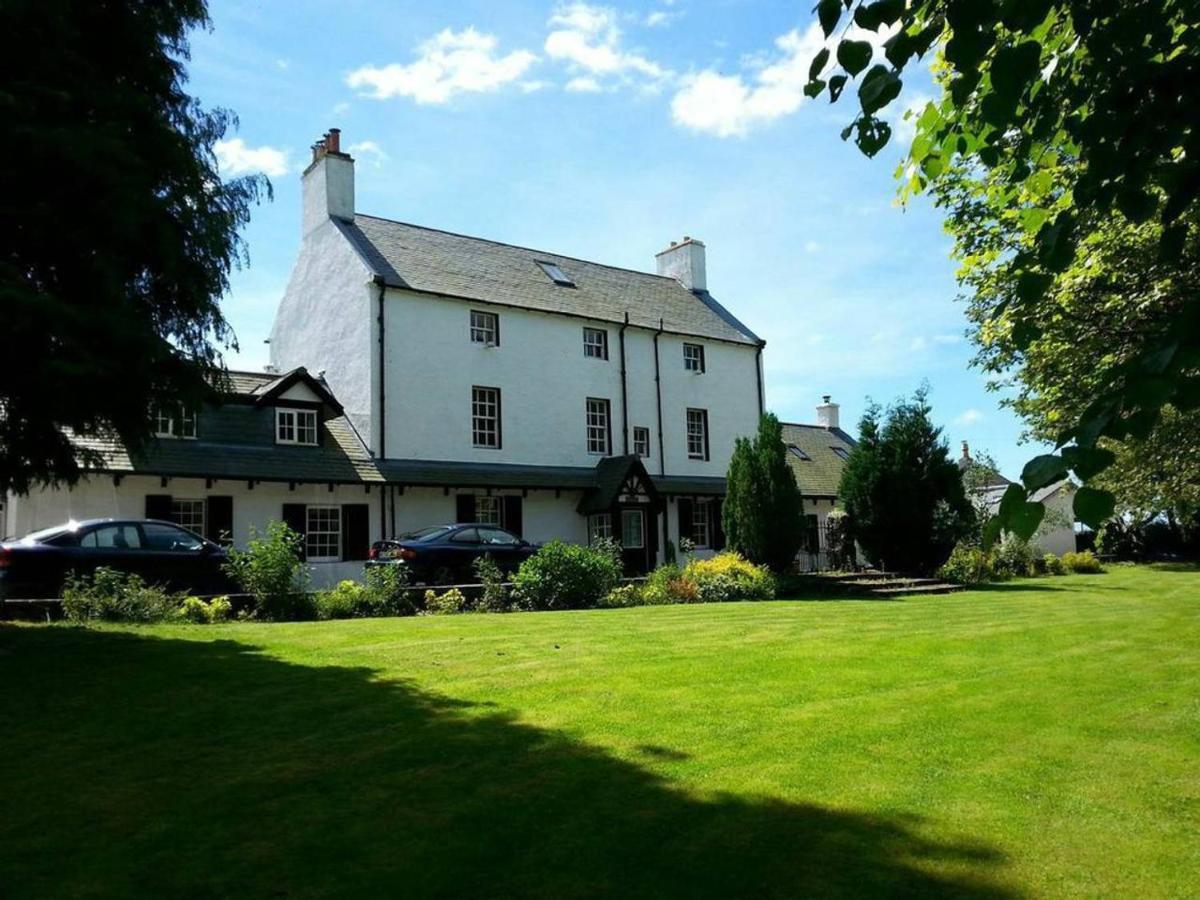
xmin=620 ymin=508 xmax=650 ymax=575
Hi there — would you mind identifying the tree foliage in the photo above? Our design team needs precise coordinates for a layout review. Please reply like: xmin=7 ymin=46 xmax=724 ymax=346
xmin=837 ymin=390 xmax=975 ymax=573
xmin=810 ymin=0 xmax=1200 ymax=538
xmin=722 ymin=413 xmax=805 ymax=571
xmin=0 ymin=0 xmax=268 ymax=493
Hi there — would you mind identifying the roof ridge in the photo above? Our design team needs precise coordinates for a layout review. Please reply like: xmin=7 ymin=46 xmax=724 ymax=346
xmin=354 ymin=213 xmax=683 ymax=284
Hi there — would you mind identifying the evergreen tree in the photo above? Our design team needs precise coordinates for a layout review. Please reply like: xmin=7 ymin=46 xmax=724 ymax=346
xmin=723 ymin=414 xmax=805 ymax=571
xmin=838 ymin=390 xmax=974 ymax=573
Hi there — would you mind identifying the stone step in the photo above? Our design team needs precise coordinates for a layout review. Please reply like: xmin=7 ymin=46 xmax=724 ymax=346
xmin=870 ymin=583 xmax=964 ymax=597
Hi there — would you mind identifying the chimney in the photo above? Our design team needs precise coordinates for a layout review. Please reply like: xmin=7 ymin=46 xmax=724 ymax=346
xmin=655 ymin=236 xmax=707 ymax=293
xmin=816 ymin=395 xmax=840 ymax=430
xmin=302 ymin=127 xmax=354 ymax=236
xmin=961 ymin=441 xmax=971 ymax=462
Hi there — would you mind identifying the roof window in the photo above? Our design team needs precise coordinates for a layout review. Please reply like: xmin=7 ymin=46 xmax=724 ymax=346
xmin=831 ymin=446 xmax=851 ymax=461
xmin=787 ymin=444 xmax=811 ymax=461
xmin=536 ymin=260 xmax=575 ymax=287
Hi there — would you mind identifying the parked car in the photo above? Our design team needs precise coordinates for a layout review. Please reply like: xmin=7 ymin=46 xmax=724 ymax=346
xmin=0 ymin=519 xmax=235 ymax=600
xmin=366 ymin=524 xmax=539 ymax=585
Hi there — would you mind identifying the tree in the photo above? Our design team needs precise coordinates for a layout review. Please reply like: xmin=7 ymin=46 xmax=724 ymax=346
xmin=722 ymin=413 xmax=805 ymax=571
xmin=807 ymin=0 xmax=1200 ymax=538
xmin=838 ymin=390 xmax=974 ymax=573
xmin=0 ymin=0 xmax=268 ymax=494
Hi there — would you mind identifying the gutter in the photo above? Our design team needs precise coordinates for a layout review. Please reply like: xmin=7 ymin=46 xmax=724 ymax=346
xmin=619 ymin=312 xmax=629 ymax=455
xmin=375 ymin=276 xmax=388 ymax=537
xmin=653 ymin=319 xmax=666 ymax=477
xmin=755 ymin=341 xmax=765 ymax=418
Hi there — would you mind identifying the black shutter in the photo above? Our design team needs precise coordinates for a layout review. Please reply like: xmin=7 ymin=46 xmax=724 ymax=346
xmin=712 ymin=499 xmax=726 ymax=550
xmin=502 ymin=496 xmax=523 ymax=538
xmin=207 ymin=496 xmax=234 ymax=546
xmin=342 ymin=504 xmax=370 ymax=561
xmin=677 ymin=498 xmax=694 ymax=545
xmin=145 ymin=494 xmax=172 ymax=521
xmin=281 ymin=503 xmax=308 ymax=560
xmin=456 ymin=494 xmax=475 ymax=523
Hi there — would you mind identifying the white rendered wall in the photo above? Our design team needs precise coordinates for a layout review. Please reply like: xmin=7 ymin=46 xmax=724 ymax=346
xmin=1033 ymin=488 xmax=1078 ymax=556
xmin=5 ymin=476 xmax=383 ymax=589
xmin=390 ymin=487 xmax=589 ymax=546
xmin=270 ymin=218 xmax=377 ymax=450
xmin=382 ymin=289 xmax=761 ymax=475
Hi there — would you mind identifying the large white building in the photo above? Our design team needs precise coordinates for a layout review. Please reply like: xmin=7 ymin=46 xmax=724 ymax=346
xmin=4 ymin=129 xmax=766 ymax=583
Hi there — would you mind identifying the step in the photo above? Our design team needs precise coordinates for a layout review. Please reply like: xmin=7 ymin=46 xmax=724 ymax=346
xmin=870 ymin=583 xmax=964 ymax=597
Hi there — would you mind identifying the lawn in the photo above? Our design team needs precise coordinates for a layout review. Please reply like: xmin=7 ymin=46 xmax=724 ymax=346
xmin=1 ymin=566 xmax=1197 ymax=898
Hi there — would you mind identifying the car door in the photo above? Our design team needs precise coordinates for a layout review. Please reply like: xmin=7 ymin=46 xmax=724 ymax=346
xmin=139 ymin=522 xmax=209 ymax=591
xmin=76 ymin=523 xmax=148 ymax=581
xmin=446 ymin=528 xmax=481 ymax=580
xmin=475 ymin=527 xmax=523 ymax=573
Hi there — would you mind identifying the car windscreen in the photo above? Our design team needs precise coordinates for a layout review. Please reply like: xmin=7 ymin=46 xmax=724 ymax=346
xmin=400 ymin=526 xmax=454 ymax=542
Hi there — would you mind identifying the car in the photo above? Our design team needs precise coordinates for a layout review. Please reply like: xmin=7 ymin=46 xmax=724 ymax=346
xmin=0 ymin=519 xmax=236 ymax=601
xmin=366 ymin=523 xmax=539 ymax=585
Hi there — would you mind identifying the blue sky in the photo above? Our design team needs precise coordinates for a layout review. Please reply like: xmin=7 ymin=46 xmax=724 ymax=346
xmin=188 ymin=0 xmax=1043 ymax=476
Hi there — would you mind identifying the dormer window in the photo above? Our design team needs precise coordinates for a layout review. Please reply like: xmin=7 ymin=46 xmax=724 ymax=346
xmin=536 ymin=260 xmax=575 ymax=286
xmin=276 ymin=408 xmax=318 ymax=445
xmin=470 ymin=310 xmax=499 ymax=346
xmin=153 ymin=404 xmax=197 ymax=439
xmin=683 ymin=343 xmax=705 ymax=373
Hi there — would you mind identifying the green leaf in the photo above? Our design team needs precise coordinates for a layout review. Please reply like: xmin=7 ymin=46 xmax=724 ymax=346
xmin=828 ymin=74 xmax=848 ymax=102
xmin=989 ymin=41 xmax=1042 ymax=102
xmin=981 ymin=516 xmax=1004 ymax=550
xmin=1074 ymin=487 xmax=1115 ymax=529
xmin=852 ymin=116 xmax=893 ymax=157
xmin=1116 ymin=186 xmax=1158 ymax=223
xmin=837 ymin=40 xmax=873 ymax=77
xmin=809 ymin=47 xmax=830 ymax=81
xmin=804 ymin=78 xmax=827 ymax=99
xmin=1008 ymin=500 xmax=1046 ymax=541
xmin=1021 ymin=454 xmax=1068 ymax=492
xmin=1158 ymin=223 xmax=1187 ymax=261
xmin=858 ymin=65 xmax=902 ymax=114
xmin=1015 ymin=271 xmax=1052 ymax=305
xmin=854 ymin=0 xmax=904 ymax=31
xmin=1061 ymin=445 xmax=1116 ymax=481
xmin=817 ymin=0 xmax=842 ymax=37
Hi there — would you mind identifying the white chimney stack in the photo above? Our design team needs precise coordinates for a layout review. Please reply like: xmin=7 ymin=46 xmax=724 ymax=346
xmin=816 ymin=395 xmax=840 ymax=430
xmin=655 ymin=236 xmax=707 ymax=293
xmin=301 ymin=127 xmax=354 ymax=236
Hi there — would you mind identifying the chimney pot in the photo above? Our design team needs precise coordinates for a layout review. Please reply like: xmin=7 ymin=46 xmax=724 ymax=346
xmin=961 ymin=441 xmax=970 ymax=460
xmin=655 ymin=236 xmax=707 ymax=292
xmin=327 ymin=128 xmax=340 ymax=153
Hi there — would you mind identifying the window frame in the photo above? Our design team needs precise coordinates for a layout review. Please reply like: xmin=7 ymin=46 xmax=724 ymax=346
xmin=691 ymin=500 xmax=712 ymax=549
xmin=470 ymin=309 xmax=500 ymax=346
xmin=305 ymin=505 xmax=342 ymax=562
xmin=276 ymin=408 xmax=318 ymax=446
xmin=472 ymin=386 xmax=502 ymax=449
xmin=683 ymin=343 xmax=706 ymax=373
xmin=633 ymin=426 xmax=651 ymax=459
xmin=586 ymin=397 xmax=612 ymax=456
xmin=582 ymin=327 xmax=609 ymax=360
xmin=153 ymin=403 xmax=198 ymax=440
xmin=588 ymin=513 xmax=613 ymax=544
xmin=474 ymin=495 xmax=501 ymax=526
xmin=536 ymin=260 xmax=575 ymax=286
xmin=621 ymin=509 xmax=646 ymax=549
xmin=170 ymin=499 xmax=206 ymax=535
xmin=686 ymin=408 xmax=709 ymax=461
xmin=831 ymin=446 xmax=851 ymax=461
xmin=787 ymin=444 xmax=812 ymax=461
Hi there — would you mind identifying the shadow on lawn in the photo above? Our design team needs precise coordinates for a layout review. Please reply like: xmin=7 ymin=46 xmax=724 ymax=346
xmin=0 ymin=626 xmax=1016 ymax=899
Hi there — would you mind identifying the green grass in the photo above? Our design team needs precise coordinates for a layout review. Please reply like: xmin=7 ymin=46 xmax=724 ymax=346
xmin=2 ymin=566 xmax=1197 ymax=898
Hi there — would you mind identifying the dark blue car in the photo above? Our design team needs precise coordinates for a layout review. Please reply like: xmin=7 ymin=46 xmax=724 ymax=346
xmin=366 ymin=524 xmax=538 ymax=585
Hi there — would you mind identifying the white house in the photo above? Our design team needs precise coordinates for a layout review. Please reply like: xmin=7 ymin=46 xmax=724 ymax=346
xmin=4 ymin=129 xmax=766 ymax=584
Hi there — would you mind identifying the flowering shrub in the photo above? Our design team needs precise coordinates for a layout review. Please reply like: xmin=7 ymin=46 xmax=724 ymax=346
xmin=1062 ymin=550 xmax=1104 ymax=574
xmin=600 ymin=583 xmax=646 ymax=608
xmin=937 ymin=545 xmax=998 ymax=585
xmin=683 ymin=552 xmax=776 ymax=602
xmin=423 ymin=587 xmax=467 ymax=615
xmin=178 ymin=595 xmax=233 ymax=624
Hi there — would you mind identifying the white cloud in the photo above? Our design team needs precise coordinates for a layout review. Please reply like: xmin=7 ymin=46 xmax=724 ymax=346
xmin=566 ymin=76 xmax=603 ymax=93
xmin=645 ymin=11 xmax=671 ymax=27
xmin=213 ymin=138 xmax=290 ymax=177
xmin=545 ymin=3 xmax=668 ymax=89
xmin=956 ymin=409 xmax=985 ymax=426
xmin=804 ymin=240 xmax=821 ymax=253
xmin=520 ymin=79 xmax=551 ymax=93
xmin=909 ymin=336 xmax=928 ymax=352
xmin=890 ymin=91 xmax=934 ymax=145
xmin=346 ymin=27 xmax=537 ymax=104
xmin=932 ymin=333 xmax=961 ymax=345
xmin=348 ymin=140 xmax=388 ymax=166
xmin=671 ymin=24 xmax=824 ymax=137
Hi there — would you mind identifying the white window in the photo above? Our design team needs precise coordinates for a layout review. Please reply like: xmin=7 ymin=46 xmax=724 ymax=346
xmin=306 ymin=506 xmax=341 ymax=561
xmin=154 ymin=404 xmax=197 ymax=439
xmin=276 ymin=408 xmax=318 ymax=445
xmin=470 ymin=310 xmax=499 ymax=345
xmin=586 ymin=398 xmax=610 ymax=455
xmin=621 ymin=510 xmax=645 ymax=549
xmin=171 ymin=499 xmax=205 ymax=535
xmin=475 ymin=495 xmax=501 ymax=526
xmin=633 ymin=426 xmax=651 ymax=458
xmin=583 ymin=327 xmax=608 ymax=360
xmin=588 ymin=513 xmax=612 ymax=544
xmin=536 ymin=260 xmax=575 ymax=286
xmin=686 ymin=408 xmax=708 ymax=460
xmin=692 ymin=500 xmax=712 ymax=548
xmin=472 ymin=386 xmax=501 ymax=448
xmin=683 ymin=343 xmax=705 ymax=373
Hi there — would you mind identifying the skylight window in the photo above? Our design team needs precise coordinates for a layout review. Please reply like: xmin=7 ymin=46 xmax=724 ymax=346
xmin=787 ymin=444 xmax=811 ymax=461
xmin=831 ymin=446 xmax=851 ymax=461
xmin=537 ymin=260 xmax=575 ymax=287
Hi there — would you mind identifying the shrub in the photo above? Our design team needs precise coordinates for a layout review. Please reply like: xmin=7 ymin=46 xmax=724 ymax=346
xmin=207 ymin=596 xmax=233 ymax=622
xmin=600 ymin=582 xmax=646 ymax=608
xmin=423 ymin=587 xmax=467 ymax=615
xmin=177 ymin=595 xmax=234 ymax=624
xmin=363 ymin=564 xmax=417 ymax=616
xmin=992 ymin=535 xmax=1036 ymax=579
xmin=511 ymin=541 xmax=621 ymax=611
xmin=472 ymin=555 xmax=510 ymax=612
xmin=1042 ymin=554 xmax=1066 ymax=576
xmin=315 ymin=580 xmax=368 ymax=620
xmin=223 ymin=521 xmax=313 ymax=621
xmin=936 ymin=544 xmax=996 ymax=585
xmin=62 ymin=568 xmax=182 ymax=623
xmin=642 ymin=564 xmax=688 ymax=605
xmin=683 ymin=552 xmax=776 ymax=603
xmin=1062 ymin=550 xmax=1104 ymax=574
xmin=824 ymin=509 xmax=857 ymax=571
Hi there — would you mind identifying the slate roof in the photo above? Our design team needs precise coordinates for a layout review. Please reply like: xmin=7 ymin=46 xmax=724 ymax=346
xmin=780 ymin=422 xmax=858 ymax=498
xmin=377 ymin=458 xmax=596 ymax=490
xmin=335 ymin=215 xmax=761 ymax=346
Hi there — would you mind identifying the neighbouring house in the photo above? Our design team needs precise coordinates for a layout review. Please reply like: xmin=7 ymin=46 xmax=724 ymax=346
xmin=958 ymin=442 xmax=1079 ymax=556
xmin=4 ymin=129 xmax=766 ymax=583
xmin=781 ymin=396 xmax=857 ymax=570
